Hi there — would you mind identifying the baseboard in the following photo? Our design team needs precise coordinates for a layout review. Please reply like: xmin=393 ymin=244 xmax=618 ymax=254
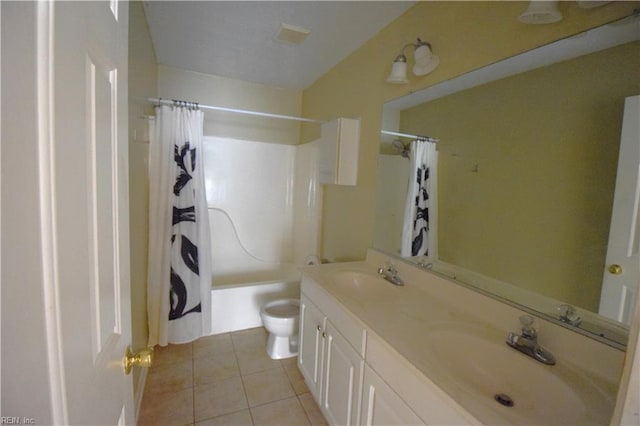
xmin=134 ymin=367 xmax=148 ymax=423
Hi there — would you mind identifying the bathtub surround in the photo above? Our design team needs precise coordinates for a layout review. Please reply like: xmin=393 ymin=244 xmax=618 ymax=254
xmin=147 ymin=104 xmax=212 ymax=346
xmin=203 ymin=137 xmax=296 ymax=275
xmin=203 ymin=136 xmax=321 ymax=334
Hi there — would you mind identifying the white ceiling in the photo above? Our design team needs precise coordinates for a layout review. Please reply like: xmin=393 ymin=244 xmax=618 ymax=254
xmin=143 ymin=1 xmax=415 ymax=90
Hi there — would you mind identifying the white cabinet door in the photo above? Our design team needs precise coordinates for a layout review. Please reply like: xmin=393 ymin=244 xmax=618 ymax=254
xmin=319 ymin=118 xmax=360 ymax=185
xmin=299 ymin=295 xmax=326 ymax=401
xmin=322 ymin=321 xmax=365 ymax=426
xmin=361 ymin=365 xmax=424 ymax=426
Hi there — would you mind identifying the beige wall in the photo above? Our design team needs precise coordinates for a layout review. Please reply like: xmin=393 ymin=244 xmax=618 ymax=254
xmin=400 ymin=42 xmax=640 ymax=311
xmin=128 ymin=0 xmax=157 ymax=395
xmin=301 ymin=1 xmax=638 ymax=262
xmin=158 ymin=65 xmax=302 ymax=144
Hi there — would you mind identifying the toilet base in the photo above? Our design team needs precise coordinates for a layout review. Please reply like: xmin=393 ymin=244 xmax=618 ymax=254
xmin=266 ymin=333 xmax=298 ymax=359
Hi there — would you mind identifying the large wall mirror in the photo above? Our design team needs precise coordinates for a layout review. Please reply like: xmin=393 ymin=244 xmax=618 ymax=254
xmin=375 ymin=15 xmax=639 ymax=348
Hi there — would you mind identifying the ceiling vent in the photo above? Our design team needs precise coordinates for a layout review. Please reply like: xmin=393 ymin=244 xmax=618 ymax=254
xmin=274 ymin=23 xmax=310 ymax=45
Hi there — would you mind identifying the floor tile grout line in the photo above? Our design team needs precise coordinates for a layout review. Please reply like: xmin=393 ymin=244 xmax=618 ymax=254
xmin=296 ymin=393 xmax=314 ymax=426
xmin=231 ymin=330 xmax=256 ymax=425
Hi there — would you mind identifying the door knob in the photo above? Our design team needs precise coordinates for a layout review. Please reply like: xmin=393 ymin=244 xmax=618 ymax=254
xmin=124 ymin=346 xmax=154 ymax=375
xmin=608 ymin=264 xmax=623 ymax=275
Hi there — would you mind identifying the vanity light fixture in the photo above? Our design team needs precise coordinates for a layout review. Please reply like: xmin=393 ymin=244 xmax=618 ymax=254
xmin=576 ymin=1 xmax=611 ymax=8
xmin=386 ymin=38 xmax=439 ymax=84
xmin=518 ymin=0 xmax=563 ymax=24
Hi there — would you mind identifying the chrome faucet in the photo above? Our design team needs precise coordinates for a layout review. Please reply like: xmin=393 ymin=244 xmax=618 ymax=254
xmin=506 ymin=315 xmax=556 ymax=365
xmin=416 ymin=258 xmax=433 ymax=270
xmin=377 ymin=262 xmax=404 ymax=286
xmin=557 ymin=304 xmax=582 ymax=326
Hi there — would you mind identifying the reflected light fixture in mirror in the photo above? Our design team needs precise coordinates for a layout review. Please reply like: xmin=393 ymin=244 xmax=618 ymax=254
xmin=518 ymin=1 xmax=563 ymax=24
xmin=387 ymin=38 xmax=439 ymax=84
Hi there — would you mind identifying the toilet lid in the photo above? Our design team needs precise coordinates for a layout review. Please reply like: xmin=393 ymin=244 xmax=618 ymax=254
xmin=265 ymin=302 xmax=299 ymax=318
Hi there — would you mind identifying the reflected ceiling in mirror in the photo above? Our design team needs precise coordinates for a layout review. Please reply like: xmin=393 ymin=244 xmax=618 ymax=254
xmin=375 ymin=15 xmax=639 ymax=348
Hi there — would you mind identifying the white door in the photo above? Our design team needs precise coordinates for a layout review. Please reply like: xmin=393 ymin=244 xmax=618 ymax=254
xmin=599 ymin=96 xmax=640 ymax=325
xmin=41 ymin=1 xmax=133 ymax=424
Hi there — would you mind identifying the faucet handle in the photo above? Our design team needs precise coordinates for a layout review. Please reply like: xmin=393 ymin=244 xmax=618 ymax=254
xmin=383 ymin=261 xmax=397 ymax=273
xmin=519 ymin=315 xmax=537 ymax=339
xmin=378 ymin=261 xmax=393 ymax=275
xmin=558 ymin=304 xmax=582 ymax=326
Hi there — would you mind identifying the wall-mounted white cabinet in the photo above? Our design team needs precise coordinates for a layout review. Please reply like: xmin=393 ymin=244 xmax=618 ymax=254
xmin=319 ymin=118 xmax=360 ymax=186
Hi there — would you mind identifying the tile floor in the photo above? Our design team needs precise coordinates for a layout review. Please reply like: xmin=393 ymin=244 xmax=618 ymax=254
xmin=138 ymin=327 xmax=327 ymax=426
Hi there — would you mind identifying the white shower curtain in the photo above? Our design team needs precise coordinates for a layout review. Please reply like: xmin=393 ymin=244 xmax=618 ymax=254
xmin=147 ymin=103 xmax=212 ymax=346
xmin=401 ymin=139 xmax=437 ymax=257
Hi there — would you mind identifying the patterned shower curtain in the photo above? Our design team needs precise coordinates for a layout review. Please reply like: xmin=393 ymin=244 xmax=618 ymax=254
xmin=401 ymin=139 xmax=437 ymax=257
xmin=147 ymin=102 xmax=212 ymax=346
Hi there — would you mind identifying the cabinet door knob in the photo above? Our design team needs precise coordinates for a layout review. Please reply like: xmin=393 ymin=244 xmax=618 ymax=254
xmin=322 ymin=332 xmax=327 ymax=338
xmin=608 ymin=264 xmax=623 ymax=275
xmin=316 ymin=325 xmax=322 ymax=331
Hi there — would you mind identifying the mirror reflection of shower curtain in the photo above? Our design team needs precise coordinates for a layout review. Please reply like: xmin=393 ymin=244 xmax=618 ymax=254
xmin=401 ymin=139 xmax=437 ymax=257
xmin=147 ymin=103 xmax=212 ymax=346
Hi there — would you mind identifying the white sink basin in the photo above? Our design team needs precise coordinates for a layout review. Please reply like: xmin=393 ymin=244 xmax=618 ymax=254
xmin=327 ymin=270 xmax=402 ymax=305
xmin=425 ymin=322 xmax=614 ymax=425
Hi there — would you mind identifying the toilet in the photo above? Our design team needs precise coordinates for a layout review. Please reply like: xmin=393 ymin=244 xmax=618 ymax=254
xmin=260 ymin=298 xmax=300 ymax=359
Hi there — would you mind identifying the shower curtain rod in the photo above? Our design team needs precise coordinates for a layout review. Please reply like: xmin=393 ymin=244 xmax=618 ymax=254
xmin=148 ymin=97 xmax=326 ymax=124
xmin=381 ymin=130 xmax=439 ymax=143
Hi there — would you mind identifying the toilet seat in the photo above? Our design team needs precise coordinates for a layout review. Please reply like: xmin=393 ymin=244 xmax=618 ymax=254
xmin=262 ymin=299 xmax=299 ymax=318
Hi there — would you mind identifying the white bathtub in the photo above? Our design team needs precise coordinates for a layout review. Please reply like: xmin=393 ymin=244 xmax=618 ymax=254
xmin=210 ymin=264 xmax=301 ymax=335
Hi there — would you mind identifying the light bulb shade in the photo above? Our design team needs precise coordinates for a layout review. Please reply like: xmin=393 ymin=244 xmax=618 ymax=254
xmin=412 ymin=44 xmax=439 ymax=76
xmin=386 ymin=60 xmax=408 ymax=84
xmin=518 ymin=1 xmax=563 ymax=24
xmin=576 ymin=0 xmax=610 ymax=8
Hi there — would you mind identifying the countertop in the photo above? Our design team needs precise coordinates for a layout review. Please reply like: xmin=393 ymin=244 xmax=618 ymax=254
xmin=301 ymin=259 xmax=618 ymax=425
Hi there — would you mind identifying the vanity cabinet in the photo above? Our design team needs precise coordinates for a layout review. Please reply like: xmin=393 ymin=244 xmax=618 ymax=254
xmin=299 ymin=272 xmax=477 ymax=426
xmin=299 ymin=284 xmax=366 ymax=425
xmin=361 ymin=365 xmax=423 ymax=426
